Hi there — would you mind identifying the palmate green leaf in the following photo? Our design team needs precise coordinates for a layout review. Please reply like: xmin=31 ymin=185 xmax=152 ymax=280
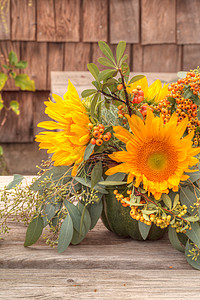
xmin=81 ymin=89 xmax=97 ymax=98
xmin=87 ymin=63 xmax=99 ymax=81
xmin=58 ymin=214 xmax=73 ymax=253
xmin=84 ymin=143 xmax=95 ymax=161
xmin=168 ymin=226 xmax=185 ymax=252
xmin=98 ymin=41 xmax=116 ymax=65
xmin=185 ymin=240 xmax=200 ymax=270
xmin=138 ymin=221 xmax=151 ymax=240
xmin=98 ymin=69 xmax=117 ymax=82
xmin=129 ymin=75 xmax=145 ymax=84
xmin=116 ymin=41 xmax=126 ymax=66
xmin=6 ymin=174 xmax=24 ymax=190
xmin=64 ymin=200 xmax=82 ymax=232
xmin=98 ymin=57 xmax=116 ymax=68
xmin=87 ymin=194 xmax=103 ymax=229
xmin=0 ymin=72 xmax=8 ymax=91
xmin=91 ymin=161 xmax=103 ymax=189
xmin=185 ymin=222 xmax=200 ymax=249
xmin=0 ymin=146 xmax=3 ymax=156
xmin=8 ymin=50 xmax=18 ymax=65
xmin=15 ymin=61 xmax=28 ymax=69
xmin=9 ymin=100 xmax=19 ymax=115
xmin=14 ymin=74 xmax=35 ymax=91
xmin=24 ymin=215 xmax=44 ymax=247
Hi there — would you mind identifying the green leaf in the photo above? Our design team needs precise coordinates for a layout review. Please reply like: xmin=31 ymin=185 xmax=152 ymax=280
xmin=42 ymin=203 xmax=59 ymax=227
xmin=177 ymin=71 xmax=187 ymax=79
xmin=2 ymin=64 xmax=9 ymax=70
xmin=14 ymin=74 xmax=35 ymax=91
xmin=10 ymin=71 xmax=16 ymax=78
xmin=173 ymin=194 xmax=180 ymax=209
xmin=8 ymin=51 xmax=18 ymax=65
xmin=15 ymin=61 xmax=28 ymax=69
xmin=9 ymin=100 xmax=19 ymax=115
xmin=185 ymin=216 xmax=199 ymax=222
xmin=185 ymin=222 xmax=200 ymax=249
xmin=184 ymin=88 xmax=193 ymax=99
xmin=106 ymin=172 xmax=126 ymax=182
xmin=98 ymin=57 xmax=116 ymax=68
xmin=98 ymin=41 xmax=116 ymax=64
xmin=87 ymin=63 xmax=99 ymax=81
xmin=91 ymin=162 xmax=103 ymax=189
xmin=30 ymin=166 xmax=71 ymax=191
xmin=78 ymin=202 xmax=91 ymax=236
xmin=64 ymin=200 xmax=82 ymax=232
xmin=90 ymin=93 xmax=99 ymax=118
xmin=81 ymin=89 xmax=97 ymax=98
xmin=138 ymin=221 xmax=151 ymax=240
xmin=98 ymin=69 xmax=117 ymax=82
xmin=58 ymin=214 xmax=73 ymax=253
xmin=0 ymin=72 xmax=8 ymax=91
xmin=161 ymin=194 xmax=172 ymax=209
xmin=168 ymin=226 xmax=185 ymax=252
xmin=185 ymin=240 xmax=200 ymax=270
xmin=84 ymin=143 xmax=95 ymax=161
xmin=185 ymin=170 xmax=200 ymax=183
xmin=120 ymin=54 xmax=128 ymax=65
xmin=6 ymin=174 xmax=24 ymax=189
xmin=0 ymin=146 xmax=3 ymax=156
xmin=98 ymin=180 xmax=126 ymax=186
xmin=129 ymin=75 xmax=145 ymax=84
xmin=74 ymin=177 xmax=108 ymax=194
xmin=87 ymin=195 xmax=103 ymax=229
xmin=116 ymin=41 xmax=126 ymax=66
xmin=24 ymin=215 xmax=44 ymax=247
xmin=180 ymin=186 xmax=198 ymax=215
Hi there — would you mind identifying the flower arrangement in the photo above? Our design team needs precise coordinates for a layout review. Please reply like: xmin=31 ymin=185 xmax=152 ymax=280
xmin=1 ymin=41 xmax=200 ymax=270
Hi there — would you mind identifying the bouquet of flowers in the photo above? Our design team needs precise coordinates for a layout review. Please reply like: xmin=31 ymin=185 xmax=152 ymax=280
xmin=1 ymin=41 xmax=200 ymax=270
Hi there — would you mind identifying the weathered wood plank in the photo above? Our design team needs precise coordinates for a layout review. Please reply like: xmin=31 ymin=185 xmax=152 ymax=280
xmin=109 ymin=0 xmax=139 ymax=44
xmin=47 ymin=43 xmax=64 ymax=89
xmin=51 ymin=71 xmax=178 ymax=97
xmin=83 ymin=0 xmax=108 ymax=42
xmin=37 ymin=0 xmax=56 ymax=41
xmin=0 ymin=0 xmax=10 ymax=40
xmin=183 ymin=45 xmax=200 ymax=71
xmin=141 ymin=0 xmax=176 ymax=45
xmin=64 ymin=43 xmax=91 ymax=71
xmin=1 ymin=269 xmax=200 ymax=299
xmin=21 ymin=42 xmax=47 ymax=90
xmin=132 ymin=44 xmax=143 ymax=72
xmin=11 ymin=0 xmax=36 ymax=40
xmin=0 ymin=92 xmax=33 ymax=142
xmin=143 ymin=45 xmax=182 ymax=72
xmin=54 ymin=0 xmax=80 ymax=42
xmin=33 ymin=91 xmax=51 ymax=135
xmin=177 ymin=0 xmax=200 ymax=44
xmin=0 ymin=41 xmax=20 ymax=90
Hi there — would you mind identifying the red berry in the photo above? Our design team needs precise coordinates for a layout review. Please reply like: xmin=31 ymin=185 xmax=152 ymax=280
xmin=93 ymin=130 xmax=100 ymax=138
xmin=98 ymin=124 xmax=105 ymax=130
xmin=106 ymin=132 xmax=112 ymax=139
xmin=91 ymin=138 xmax=96 ymax=145
xmin=137 ymin=96 xmax=144 ymax=103
xmin=138 ymin=90 xmax=144 ymax=97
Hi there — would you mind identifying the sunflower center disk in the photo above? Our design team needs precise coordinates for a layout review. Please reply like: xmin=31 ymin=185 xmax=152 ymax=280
xmin=139 ymin=140 xmax=178 ymax=182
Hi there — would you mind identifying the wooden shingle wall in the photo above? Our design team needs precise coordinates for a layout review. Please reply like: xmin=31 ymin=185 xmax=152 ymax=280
xmin=0 ymin=0 xmax=200 ymax=174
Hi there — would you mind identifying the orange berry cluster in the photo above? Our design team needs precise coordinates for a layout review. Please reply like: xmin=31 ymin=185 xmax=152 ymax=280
xmin=89 ymin=123 xmax=111 ymax=146
xmin=155 ymin=71 xmax=200 ymax=145
xmin=130 ymin=86 xmax=144 ymax=104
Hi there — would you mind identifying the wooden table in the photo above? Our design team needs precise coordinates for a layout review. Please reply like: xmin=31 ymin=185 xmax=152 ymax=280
xmin=1 ymin=176 xmax=200 ymax=299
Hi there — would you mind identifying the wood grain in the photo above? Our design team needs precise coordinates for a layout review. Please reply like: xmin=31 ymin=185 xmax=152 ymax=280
xmin=109 ymin=0 xmax=139 ymax=44
xmin=37 ymin=0 xmax=56 ymax=41
xmin=0 ymin=0 xmax=10 ymax=40
xmin=177 ymin=0 xmax=200 ymax=44
xmin=1 ymin=269 xmax=200 ymax=299
xmin=83 ymin=0 xmax=108 ymax=42
xmin=0 ymin=92 xmax=33 ymax=142
xmin=0 ymin=41 xmax=20 ymax=90
xmin=132 ymin=44 xmax=143 ymax=72
xmin=33 ymin=91 xmax=51 ymax=136
xmin=11 ymin=0 xmax=36 ymax=40
xmin=21 ymin=42 xmax=47 ymax=90
xmin=47 ymin=43 xmax=64 ymax=89
xmin=143 ymin=45 xmax=182 ymax=72
xmin=141 ymin=0 xmax=176 ymax=45
xmin=64 ymin=43 xmax=91 ymax=71
xmin=183 ymin=45 xmax=200 ymax=71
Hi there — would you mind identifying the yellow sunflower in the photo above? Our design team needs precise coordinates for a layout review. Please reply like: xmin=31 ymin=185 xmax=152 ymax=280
xmin=35 ymin=80 xmax=91 ymax=176
xmin=106 ymin=111 xmax=200 ymax=200
xmin=126 ymin=76 xmax=169 ymax=103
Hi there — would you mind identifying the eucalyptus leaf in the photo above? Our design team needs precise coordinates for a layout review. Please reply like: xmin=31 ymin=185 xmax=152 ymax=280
xmin=83 ymin=143 xmax=95 ymax=161
xmin=185 ymin=240 xmax=200 ymax=270
xmin=64 ymin=200 xmax=81 ymax=232
xmin=173 ymin=194 xmax=180 ymax=209
xmin=42 ymin=203 xmax=59 ymax=227
xmin=185 ymin=222 xmax=200 ymax=249
xmin=87 ymin=195 xmax=103 ymax=229
xmin=162 ymin=194 xmax=172 ymax=209
xmin=24 ymin=215 xmax=44 ymax=247
xmin=91 ymin=162 xmax=103 ymax=189
xmin=75 ymin=176 xmax=108 ymax=194
xmin=105 ymin=172 xmax=126 ymax=182
xmin=98 ymin=180 xmax=126 ymax=186
xmin=180 ymin=186 xmax=198 ymax=215
xmin=77 ymin=202 xmax=91 ymax=237
xmin=58 ymin=214 xmax=73 ymax=253
xmin=6 ymin=174 xmax=24 ymax=190
xmin=185 ymin=170 xmax=200 ymax=183
xmin=168 ymin=226 xmax=185 ymax=252
xmin=138 ymin=221 xmax=151 ymax=240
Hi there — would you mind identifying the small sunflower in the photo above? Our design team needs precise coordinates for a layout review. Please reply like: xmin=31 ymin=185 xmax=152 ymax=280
xmin=127 ymin=76 xmax=169 ymax=103
xmin=35 ymin=80 xmax=91 ymax=176
xmin=106 ymin=111 xmax=200 ymax=200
